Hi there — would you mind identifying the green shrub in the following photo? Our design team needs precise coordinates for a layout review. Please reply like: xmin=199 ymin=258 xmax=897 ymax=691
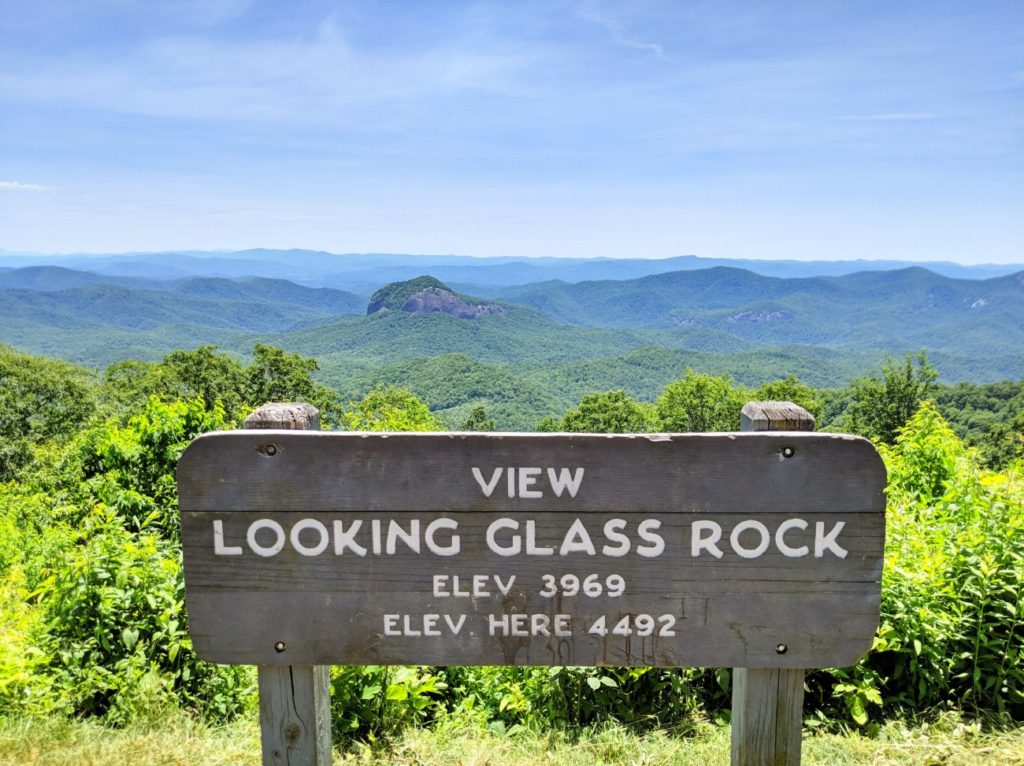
xmin=811 ymin=404 xmax=1024 ymax=726
xmin=78 ymin=397 xmax=228 ymax=538
xmin=34 ymin=505 xmax=253 ymax=723
xmin=330 ymin=665 xmax=447 ymax=742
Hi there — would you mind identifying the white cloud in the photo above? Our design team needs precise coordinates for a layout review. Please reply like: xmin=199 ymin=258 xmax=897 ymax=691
xmin=0 ymin=15 xmax=536 ymax=126
xmin=569 ymin=1 xmax=666 ymax=59
xmin=0 ymin=181 xmax=52 ymax=191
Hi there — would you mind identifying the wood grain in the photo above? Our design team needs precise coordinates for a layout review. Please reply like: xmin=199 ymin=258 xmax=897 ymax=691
xmin=732 ymin=403 xmax=815 ymax=766
xmin=245 ymin=403 xmax=331 ymax=766
xmin=178 ymin=431 xmax=885 ymax=669
xmin=731 ymin=668 xmax=803 ymax=766
xmin=258 ymin=665 xmax=332 ymax=766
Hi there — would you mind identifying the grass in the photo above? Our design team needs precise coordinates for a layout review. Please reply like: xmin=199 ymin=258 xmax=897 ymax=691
xmin=1 ymin=713 xmax=1022 ymax=766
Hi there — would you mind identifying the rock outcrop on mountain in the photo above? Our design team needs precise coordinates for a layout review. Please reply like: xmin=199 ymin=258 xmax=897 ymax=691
xmin=367 ymin=276 xmax=506 ymax=319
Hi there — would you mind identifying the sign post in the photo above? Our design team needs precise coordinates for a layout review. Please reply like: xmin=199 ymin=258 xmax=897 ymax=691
xmin=243 ymin=403 xmax=332 ymax=766
xmin=732 ymin=401 xmax=817 ymax=766
xmin=178 ymin=404 xmax=886 ymax=765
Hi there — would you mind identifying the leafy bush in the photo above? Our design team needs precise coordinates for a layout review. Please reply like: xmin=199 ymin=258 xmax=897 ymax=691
xmin=810 ymin=403 xmax=1024 ymax=726
xmin=441 ymin=665 xmax=722 ymax=731
xmin=78 ymin=397 xmax=228 ymax=538
xmin=331 ymin=665 xmax=447 ymax=741
xmin=556 ymin=390 xmax=653 ymax=433
xmin=34 ymin=506 xmax=253 ymax=723
xmin=342 ymin=385 xmax=441 ymax=431
xmin=655 ymin=370 xmax=745 ymax=432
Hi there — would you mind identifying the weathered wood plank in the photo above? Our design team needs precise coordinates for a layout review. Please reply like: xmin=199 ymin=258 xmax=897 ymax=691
xmin=178 ymin=430 xmax=885 ymax=669
xmin=258 ymin=665 xmax=332 ymax=766
xmin=740 ymin=402 xmax=816 ymax=432
xmin=178 ymin=431 xmax=884 ymax=514
xmin=245 ymin=403 xmax=331 ymax=766
xmin=245 ymin=402 xmax=321 ymax=431
xmin=731 ymin=668 xmax=804 ymax=766
xmin=732 ymin=403 xmax=813 ymax=766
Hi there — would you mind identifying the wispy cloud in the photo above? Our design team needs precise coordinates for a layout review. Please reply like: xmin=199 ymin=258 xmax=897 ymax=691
xmin=0 ymin=14 xmax=535 ymax=126
xmin=0 ymin=180 xmax=52 ymax=191
xmin=838 ymin=113 xmax=938 ymax=122
xmin=570 ymin=1 xmax=666 ymax=59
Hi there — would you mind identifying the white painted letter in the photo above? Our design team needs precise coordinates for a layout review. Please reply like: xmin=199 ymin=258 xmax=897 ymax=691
xmin=444 ymin=615 xmax=466 ymax=635
xmin=425 ymin=518 xmax=460 ymax=556
xmin=213 ymin=520 xmax=242 ymax=556
xmin=548 ymin=467 xmax=585 ymax=498
xmin=247 ymin=519 xmax=285 ymax=557
xmin=692 ymin=520 xmax=724 ymax=558
xmin=290 ymin=518 xmax=329 ymax=557
xmin=333 ymin=520 xmax=367 ymax=556
xmin=525 ymin=520 xmax=554 ymax=555
xmin=775 ymin=518 xmax=809 ymax=558
xmin=815 ymin=521 xmax=848 ymax=559
xmin=488 ymin=614 xmax=510 ymax=635
xmin=731 ymin=520 xmax=770 ymax=559
xmin=433 ymin=575 xmax=449 ymax=597
xmin=602 ymin=518 xmax=630 ymax=557
xmin=486 ymin=518 xmax=521 ymax=556
xmin=386 ymin=519 xmax=420 ymax=554
xmin=554 ymin=614 xmax=572 ymax=636
xmin=472 ymin=467 xmax=502 ymax=497
xmin=560 ymin=518 xmax=597 ymax=555
xmin=519 ymin=467 xmax=543 ymax=498
xmin=636 ymin=519 xmax=666 ymax=558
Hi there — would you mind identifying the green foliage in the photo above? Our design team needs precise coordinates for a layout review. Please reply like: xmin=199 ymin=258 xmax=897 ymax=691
xmin=932 ymin=380 xmax=1024 ymax=468
xmin=809 ymin=407 xmax=1024 ymax=726
xmin=844 ymin=352 xmax=938 ymax=444
xmin=161 ymin=347 xmax=248 ymax=416
xmin=460 ymin=406 xmax=495 ymax=432
xmin=34 ymin=506 xmax=252 ymax=723
xmin=2 ymin=341 xmax=1023 ymax=738
xmin=342 ymin=386 xmax=441 ymax=432
xmin=0 ymin=345 xmax=96 ymax=481
xmin=335 ymin=354 xmax=564 ymax=431
xmin=101 ymin=343 xmax=342 ymax=427
xmin=557 ymin=391 xmax=653 ymax=433
xmin=441 ymin=665 xmax=718 ymax=731
xmin=882 ymin=401 xmax=966 ymax=503
xmin=654 ymin=370 xmax=745 ymax=432
xmin=78 ymin=398 xmax=228 ymax=538
xmin=330 ymin=665 xmax=447 ymax=742
xmin=245 ymin=343 xmax=342 ymax=425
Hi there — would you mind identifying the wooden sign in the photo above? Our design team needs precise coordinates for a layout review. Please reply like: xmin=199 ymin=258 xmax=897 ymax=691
xmin=177 ymin=431 xmax=885 ymax=669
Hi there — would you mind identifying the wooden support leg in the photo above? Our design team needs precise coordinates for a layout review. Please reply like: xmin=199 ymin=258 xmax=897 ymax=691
xmin=731 ymin=668 xmax=804 ymax=766
xmin=258 ymin=665 xmax=332 ymax=766
xmin=245 ymin=404 xmax=332 ymax=765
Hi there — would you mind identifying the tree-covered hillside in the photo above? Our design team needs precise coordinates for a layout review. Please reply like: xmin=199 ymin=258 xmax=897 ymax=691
xmin=2 ymin=266 xmax=1021 ymax=386
xmin=489 ymin=268 xmax=1024 ymax=358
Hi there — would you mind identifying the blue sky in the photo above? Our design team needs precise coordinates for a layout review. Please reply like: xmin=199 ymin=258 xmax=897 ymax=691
xmin=1 ymin=0 xmax=1021 ymax=263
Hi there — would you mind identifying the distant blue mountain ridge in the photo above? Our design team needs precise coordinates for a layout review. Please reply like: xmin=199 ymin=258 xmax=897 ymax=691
xmin=0 ymin=248 xmax=1020 ymax=294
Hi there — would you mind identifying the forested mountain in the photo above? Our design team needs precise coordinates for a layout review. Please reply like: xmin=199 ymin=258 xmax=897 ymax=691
xmin=1 ymin=267 xmax=1022 ymax=393
xmin=0 ymin=274 xmax=364 ymax=365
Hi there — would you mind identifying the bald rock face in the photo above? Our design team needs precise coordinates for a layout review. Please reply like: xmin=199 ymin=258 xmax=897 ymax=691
xmin=397 ymin=286 xmax=506 ymax=318
xmin=367 ymin=276 xmax=506 ymax=319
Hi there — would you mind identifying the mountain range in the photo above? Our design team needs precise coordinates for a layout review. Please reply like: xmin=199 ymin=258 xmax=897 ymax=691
xmin=1 ymin=248 xmax=1021 ymax=293
xmin=0 ymin=251 xmax=1020 ymax=429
